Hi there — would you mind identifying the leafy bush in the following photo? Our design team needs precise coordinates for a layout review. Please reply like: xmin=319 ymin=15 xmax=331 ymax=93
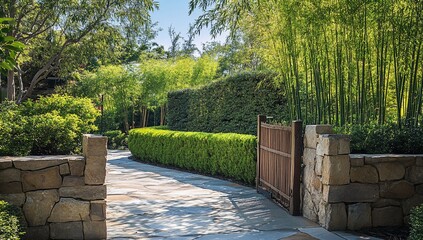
xmin=0 ymin=200 xmax=24 ymax=240
xmin=128 ymin=127 xmax=257 ymax=184
xmin=103 ymin=130 xmax=128 ymax=149
xmin=0 ymin=95 xmax=99 ymax=156
xmin=0 ymin=102 xmax=32 ymax=156
xmin=336 ymin=123 xmax=423 ymax=154
xmin=409 ymin=204 xmax=423 ymax=240
xmin=167 ymin=71 xmax=289 ymax=135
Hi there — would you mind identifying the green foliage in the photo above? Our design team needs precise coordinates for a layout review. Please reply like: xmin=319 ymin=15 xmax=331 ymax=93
xmin=0 ymin=18 xmax=24 ymax=72
xmin=0 ymin=102 xmax=32 ymax=156
xmin=410 ymin=204 xmax=423 ymax=240
xmin=103 ymin=130 xmax=128 ymax=150
xmin=167 ymin=71 xmax=288 ymax=135
xmin=0 ymin=95 xmax=98 ymax=156
xmin=337 ymin=124 xmax=423 ymax=154
xmin=0 ymin=200 xmax=25 ymax=240
xmin=128 ymin=127 xmax=257 ymax=184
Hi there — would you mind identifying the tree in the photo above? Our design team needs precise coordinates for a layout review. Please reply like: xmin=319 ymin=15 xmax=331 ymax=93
xmin=1 ymin=0 xmax=158 ymax=102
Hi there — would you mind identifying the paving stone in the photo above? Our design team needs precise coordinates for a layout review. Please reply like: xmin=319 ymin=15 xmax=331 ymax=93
xmin=21 ymin=166 xmax=62 ymax=192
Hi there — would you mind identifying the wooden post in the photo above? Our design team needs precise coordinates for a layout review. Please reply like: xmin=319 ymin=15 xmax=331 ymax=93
xmin=256 ymin=115 xmax=266 ymax=192
xmin=289 ymin=120 xmax=302 ymax=216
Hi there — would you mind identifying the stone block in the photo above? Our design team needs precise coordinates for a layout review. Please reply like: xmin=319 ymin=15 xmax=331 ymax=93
xmin=315 ymin=155 xmax=323 ymax=176
xmin=59 ymin=185 xmax=106 ymax=200
xmin=322 ymin=155 xmax=350 ymax=185
xmin=21 ymin=166 xmax=62 ymax=192
xmin=13 ymin=156 xmax=68 ymax=170
xmin=406 ymin=166 xmax=423 ymax=184
xmin=50 ymin=222 xmax=83 ymax=240
xmin=402 ymin=194 xmax=423 ymax=215
xmin=347 ymin=203 xmax=372 ymax=230
xmin=349 ymin=155 xmax=364 ymax=166
xmin=48 ymin=198 xmax=90 ymax=222
xmin=372 ymin=206 xmax=403 ymax=227
xmin=84 ymin=156 xmax=106 ymax=185
xmin=417 ymin=156 xmax=423 ymax=166
xmin=375 ymin=163 xmax=405 ymax=181
xmin=304 ymin=125 xmax=333 ymax=149
xmin=69 ymin=159 xmax=85 ymax=176
xmin=417 ymin=184 xmax=423 ymax=195
xmin=0 ymin=168 xmax=21 ymax=183
xmin=62 ymin=176 xmax=85 ymax=187
xmin=83 ymin=221 xmax=107 ymax=239
xmin=23 ymin=190 xmax=59 ymax=226
xmin=23 ymin=225 xmax=50 ymax=240
xmin=372 ymin=198 xmax=401 ymax=208
xmin=0 ymin=193 xmax=25 ymax=206
xmin=83 ymin=134 xmax=107 ymax=157
xmin=90 ymin=200 xmax=106 ymax=221
xmin=365 ymin=155 xmax=415 ymax=166
xmin=317 ymin=134 xmax=350 ymax=156
xmin=320 ymin=203 xmax=347 ymax=230
xmin=0 ymin=182 xmax=22 ymax=193
xmin=350 ymin=165 xmax=378 ymax=183
xmin=0 ymin=158 xmax=12 ymax=169
xmin=303 ymin=148 xmax=316 ymax=167
xmin=59 ymin=163 xmax=70 ymax=175
xmin=323 ymin=183 xmax=379 ymax=203
xmin=338 ymin=137 xmax=351 ymax=155
xmin=380 ymin=180 xmax=414 ymax=199
xmin=302 ymin=190 xmax=318 ymax=222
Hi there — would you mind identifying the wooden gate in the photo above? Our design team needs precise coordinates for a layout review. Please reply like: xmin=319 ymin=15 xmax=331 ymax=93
xmin=256 ymin=115 xmax=302 ymax=215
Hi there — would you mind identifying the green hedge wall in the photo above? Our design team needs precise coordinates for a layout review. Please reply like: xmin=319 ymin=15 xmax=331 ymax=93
xmin=167 ymin=71 xmax=288 ymax=135
xmin=128 ymin=127 xmax=257 ymax=184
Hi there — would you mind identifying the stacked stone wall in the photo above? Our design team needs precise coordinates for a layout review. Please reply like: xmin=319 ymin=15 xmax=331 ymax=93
xmin=302 ymin=125 xmax=423 ymax=230
xmin=0 ymin=134 xmax=107 ymax=239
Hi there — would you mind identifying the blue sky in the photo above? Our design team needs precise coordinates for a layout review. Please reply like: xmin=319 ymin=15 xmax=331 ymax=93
xmin=150 ymin=0 xmax=227 ymax=52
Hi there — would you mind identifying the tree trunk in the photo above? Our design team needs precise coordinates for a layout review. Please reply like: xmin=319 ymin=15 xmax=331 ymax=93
xmin=160 ymin=105 xmax=165 ymax=125
xmin=7 ymin=70 xmax=15 ymax=101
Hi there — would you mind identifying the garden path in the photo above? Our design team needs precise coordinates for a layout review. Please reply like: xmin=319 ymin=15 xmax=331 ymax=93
xmin=106 ymin=150 xmax=379 ymax=240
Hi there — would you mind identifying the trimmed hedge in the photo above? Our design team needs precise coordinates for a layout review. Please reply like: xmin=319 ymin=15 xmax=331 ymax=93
xmin=128 ymin=127 xmax=257 ymax=184
xmin=167 ymin=71 xmax=288 ymax=135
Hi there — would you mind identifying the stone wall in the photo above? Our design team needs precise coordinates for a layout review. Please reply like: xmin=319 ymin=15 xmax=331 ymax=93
xmin=0 ymin=134 xmax=107 ymax=240
xmin=302 ymin=125 xmax=423 ymax=230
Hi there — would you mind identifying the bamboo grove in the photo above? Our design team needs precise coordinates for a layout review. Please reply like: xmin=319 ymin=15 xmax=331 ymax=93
xmin=192 ymin=0 xmax=423 ymax=127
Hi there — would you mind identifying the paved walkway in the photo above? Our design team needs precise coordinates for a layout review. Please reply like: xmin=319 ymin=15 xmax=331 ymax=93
xmin=106 ymin=150 xmax=379 ymax=240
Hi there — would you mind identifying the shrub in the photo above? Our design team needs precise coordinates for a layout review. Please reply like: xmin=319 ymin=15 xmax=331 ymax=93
xmin=409 ymin=204 xmax=423 ymax=240
xmin=336 ymin=123 xmax=423 ymax=154
xmin=103 ymin=130 xmax=128 ymax=149
xmin=0 ymin=102 xmax=32 ymax=156
xmin=128 ymin=127 xmax=257 ymax=184
xmin=0 ymin=95 xmax=99 ymax=156
xmin=0 ymin=200 xmax=24 ymax=240
xmin=167 ymin=71 xmax=289 ymax=135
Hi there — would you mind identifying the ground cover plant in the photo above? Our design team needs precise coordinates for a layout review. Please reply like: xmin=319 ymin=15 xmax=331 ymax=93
xmin=128 ymin=127 xmax=256 ymax=184
xmin=409 ymin=204 xmax=423 ymax=240
xmin=0 ymin=200 xmax=24 ymax=240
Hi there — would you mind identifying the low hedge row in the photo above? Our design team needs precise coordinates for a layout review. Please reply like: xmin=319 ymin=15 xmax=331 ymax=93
xmin=0 ymin=200 xmax=24 ymax=239
xmin=128 ymin=127 xmax=256 ymax=184
xmin=410 ymin=203 xmax=423 ymax=240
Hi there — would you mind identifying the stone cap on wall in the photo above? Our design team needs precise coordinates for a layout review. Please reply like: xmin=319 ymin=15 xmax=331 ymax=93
xmin=350 ymin=154 xmax=423 ymax=165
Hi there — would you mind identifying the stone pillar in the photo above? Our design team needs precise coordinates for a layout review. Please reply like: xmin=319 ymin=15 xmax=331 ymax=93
xmin=83 ymin=134 xmax=107 ymax=185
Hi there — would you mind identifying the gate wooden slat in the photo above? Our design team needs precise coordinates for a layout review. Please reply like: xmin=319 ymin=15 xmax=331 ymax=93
xmin=256 ymin=115 xmax=302 ymax=216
